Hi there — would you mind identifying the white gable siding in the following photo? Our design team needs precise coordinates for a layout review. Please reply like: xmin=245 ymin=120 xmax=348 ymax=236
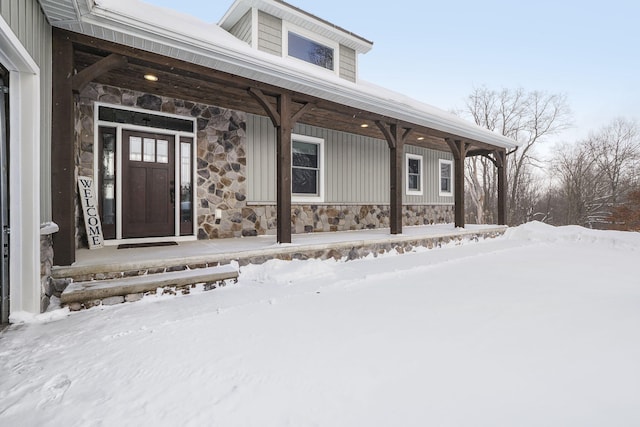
xmin=257 ymin=10 xmax=282 ymax=56
xmin=339 ymin=45 xmax=356 ymax=83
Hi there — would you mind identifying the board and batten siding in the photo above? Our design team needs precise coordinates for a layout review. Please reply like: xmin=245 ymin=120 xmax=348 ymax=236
xmin=229 ymin=9 xmax=252 ymax=45
xmin=246 ymin=114 xmax=454 ymax=205
xmin=338 ymin=45 xmax=356 ymax=82
xmin=257 ymin=10 xmax=281 ymax=56
xmin=0 ymin=0 xmax=52 ymax=223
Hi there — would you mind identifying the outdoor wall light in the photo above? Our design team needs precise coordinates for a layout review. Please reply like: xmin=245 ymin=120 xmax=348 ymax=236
xmin=144 ymin=74 xmax=159 ymax=82
xmin=214 ymin=208 xmax=222 ymax=225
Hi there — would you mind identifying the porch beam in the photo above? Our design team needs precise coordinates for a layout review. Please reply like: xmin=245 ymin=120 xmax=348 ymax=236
xmin=71 ymin=53 xmax=128 ymax=94
xmin=60 ymin=29 xmax=505 ymax=151
xmin=51 ymin=31 xmax=76 ymax=265
xmin=446 ymin=138 xmax=470 ymax=228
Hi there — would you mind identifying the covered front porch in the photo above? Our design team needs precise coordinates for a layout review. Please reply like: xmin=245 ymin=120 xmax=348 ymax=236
xmin=51 ymin=25 xmax=514 ymax=267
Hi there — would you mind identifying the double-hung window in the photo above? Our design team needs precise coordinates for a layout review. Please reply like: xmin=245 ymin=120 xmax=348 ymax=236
xmin=292 ymin=134 xmax=324 ymax=202
xmin=439 ymin=159 xmax=453 ymax=196
xmin=406 ymin=153 xmax=423 ymax=195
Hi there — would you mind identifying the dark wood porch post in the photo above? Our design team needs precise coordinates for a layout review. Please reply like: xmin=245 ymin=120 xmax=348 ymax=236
xmin=495 ymin=149 xmax=507 ymax=225
xmin=389 ymin=124 xmax=404 ymax=234
xmin=446 ymin=138 xmax=469 ymax=228
xmin=248 ymin=88 xmax=313 ymax=243
xmin=51 ymin=30 xmax=76 ymax=266
xmin=276 ymin=93 xmax=293 ymax=243
xmin=375 ymin=121 xmax=412 ymax=235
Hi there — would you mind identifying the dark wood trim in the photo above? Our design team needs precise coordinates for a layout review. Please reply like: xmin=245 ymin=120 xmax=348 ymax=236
xmin=446 ymin=138 xmax=470 ymax=228
xmin=276 ymin=93 xmax=293 ymax=243
xmin=467 ymin=148 xmax=507 ymax=225
xmin=71 ymin=53 xmax=128 ymax=94
xmin=291 ymin=102 xmax=314 ymax=124
xmin=248 ymin=87 xmax=280 ymax=126
xmin=51 ymin=31 xmax=76 ymax=266
xmin=376 ymin=122 xmax=413 ymax=234
xmin=495 ymin=149 xmax=507 ymax=225
xmin=375 ymin=120 xmax=395 ymax=149
xmin=58 ymin=28 xmax=506 ymax=151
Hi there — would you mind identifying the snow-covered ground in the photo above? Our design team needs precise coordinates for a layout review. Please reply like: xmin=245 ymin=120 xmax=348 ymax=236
xmin=2 ymin=222 xmax=640 ymax=426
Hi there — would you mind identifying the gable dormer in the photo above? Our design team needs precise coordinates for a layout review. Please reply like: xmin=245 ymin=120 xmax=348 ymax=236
xmin=219 ymin=0 xmax=373 ymax=83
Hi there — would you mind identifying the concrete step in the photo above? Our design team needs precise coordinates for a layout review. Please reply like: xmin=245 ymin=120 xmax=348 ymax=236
xmin=60 ymin=264 xmax=238 ymax=310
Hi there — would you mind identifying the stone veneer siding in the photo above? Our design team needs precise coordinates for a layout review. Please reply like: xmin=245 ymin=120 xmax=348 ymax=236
xmin=238 ymin=204 xmax=453 ymax=237
xmin=76 ymin=83 xmax=452 ymax=245
xmin=76 ymin=83 xmax=248 ymax=247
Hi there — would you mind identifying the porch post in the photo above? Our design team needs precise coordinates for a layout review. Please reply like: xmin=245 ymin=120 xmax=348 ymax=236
xmin=389 ymin=124 xmax=404 ymax=234
xmin=495 ymin=149 xmax=507 ymax=225
xmin=375 ymin=121 xmax=412 ymax=235
xmin=276 ymin=93 xmax=293 ymax=244
xmin=248 ymin=88 xmax=313 ymax=244
xmin=446 ymin=138 xmax=469 ymax=228
xmin=51 ymin=30 xmax=76 ymax=265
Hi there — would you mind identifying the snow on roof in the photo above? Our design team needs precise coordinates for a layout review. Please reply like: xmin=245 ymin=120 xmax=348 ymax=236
xmin=50 ymin=0 xmax=518 ymax=149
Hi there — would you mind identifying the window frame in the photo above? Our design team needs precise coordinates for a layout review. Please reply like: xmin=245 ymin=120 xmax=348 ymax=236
xmin=291 ymin=133 xmax=325 ymax=203
xmin=439 ymin=158 xmax=454 ymax=197
xmin=405 ymin=153 xmax=423 ymax=196
xmin=282 ymin=22 xmax=340 ymax=75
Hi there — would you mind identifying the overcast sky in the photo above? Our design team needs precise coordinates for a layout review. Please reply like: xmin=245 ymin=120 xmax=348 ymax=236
xmin=142 ymin=0 xmax=639 ymax=151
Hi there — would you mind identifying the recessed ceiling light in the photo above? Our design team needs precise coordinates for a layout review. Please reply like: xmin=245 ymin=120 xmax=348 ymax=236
xmin=360 ymin=123 xmax=369 ymax=128
xmin=417 ymin=137 xmax=425 ymax=141
xmin=144 ymin=74 xmax=159 ymax=82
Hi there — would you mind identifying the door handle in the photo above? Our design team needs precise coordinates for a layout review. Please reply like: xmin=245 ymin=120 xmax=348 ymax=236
xmin=169 ymin=180 xmax=175 ymax=204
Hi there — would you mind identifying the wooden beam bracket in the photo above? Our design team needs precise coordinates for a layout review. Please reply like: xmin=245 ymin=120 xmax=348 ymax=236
xmin=71 ymin=53 xmax=128 ymax=94
xmin=248 ymin=87 xmax=280 ymax=126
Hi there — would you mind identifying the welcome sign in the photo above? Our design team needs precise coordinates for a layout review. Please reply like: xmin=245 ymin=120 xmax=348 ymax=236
xmin=78 ymin=176 xmax=104 ymax=249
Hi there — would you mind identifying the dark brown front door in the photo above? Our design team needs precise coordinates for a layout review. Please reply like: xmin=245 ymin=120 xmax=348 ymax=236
xmin=122 ymin=130 xmax=175 ymax=238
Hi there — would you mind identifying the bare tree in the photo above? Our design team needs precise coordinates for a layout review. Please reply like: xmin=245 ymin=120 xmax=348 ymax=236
xmin=463 ymin=87 xmax=571 ymax=225
xmin=585 ymin=118 xmax=639 ymax=207
xmin=551 ymin=143 xmax=609 ymax=227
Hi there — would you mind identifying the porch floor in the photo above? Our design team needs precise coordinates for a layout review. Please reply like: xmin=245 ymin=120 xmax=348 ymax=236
xmin=53 ymin=224 xmax=507 ymax=280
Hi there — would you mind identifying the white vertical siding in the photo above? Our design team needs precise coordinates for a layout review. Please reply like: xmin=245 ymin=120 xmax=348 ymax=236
xmin=0 ymin=0 xmax=52 ymax=223
xmin=246 ymin=114 xmax=454 ymax=205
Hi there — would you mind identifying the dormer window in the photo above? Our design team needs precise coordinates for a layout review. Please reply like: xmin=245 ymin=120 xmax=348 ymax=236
xmin=288 ymin=32 xmax=334 ymax=71
xmin=283 ymin=23 xmax=339 ymax=74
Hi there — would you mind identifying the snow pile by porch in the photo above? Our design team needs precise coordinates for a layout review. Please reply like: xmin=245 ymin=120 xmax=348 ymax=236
xmin=2 ymin=222 xmax=640 ymax=426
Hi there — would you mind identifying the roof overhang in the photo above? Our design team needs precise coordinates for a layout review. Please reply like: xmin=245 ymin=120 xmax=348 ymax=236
xmin=38 ymin=0 xmax=519 ymax=151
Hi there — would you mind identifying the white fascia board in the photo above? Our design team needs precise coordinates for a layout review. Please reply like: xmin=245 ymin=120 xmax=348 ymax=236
xmin=85 ymin=1 xmax=517 ymax=150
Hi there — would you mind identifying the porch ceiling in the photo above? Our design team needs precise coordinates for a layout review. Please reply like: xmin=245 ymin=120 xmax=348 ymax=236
xmin=68 ymin=30 xmax=499 ymax=153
